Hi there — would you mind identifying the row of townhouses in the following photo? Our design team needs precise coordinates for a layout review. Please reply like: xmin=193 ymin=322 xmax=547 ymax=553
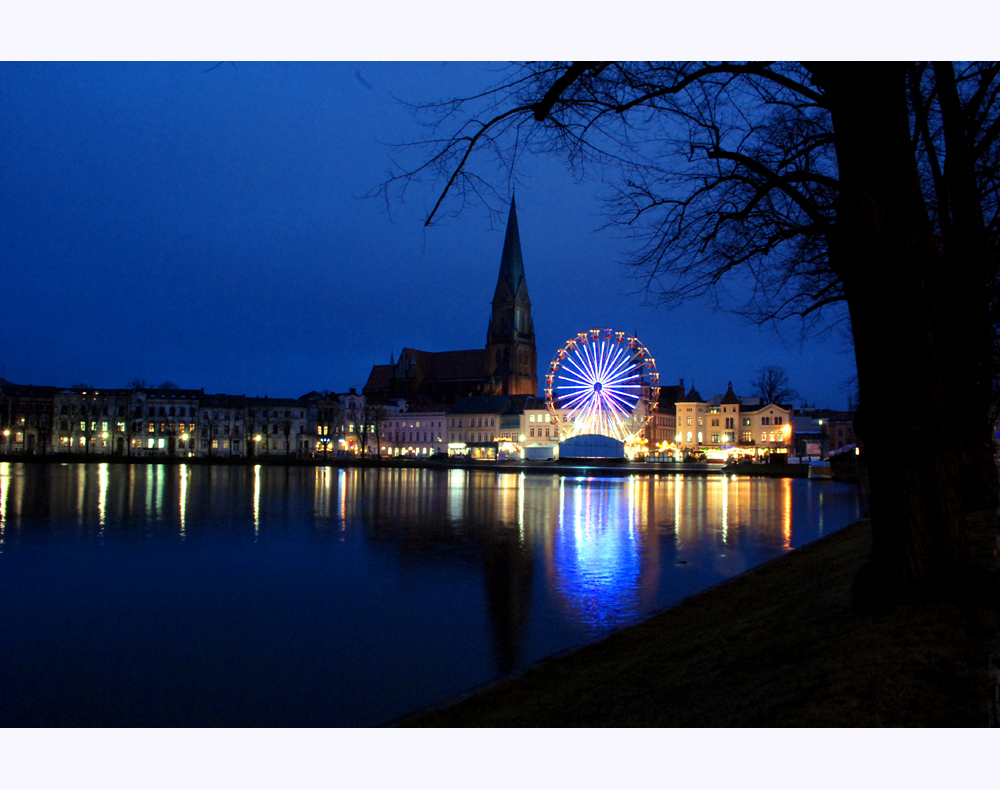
xmin=0 ymin=381 xmax=379 ymax=460
xmin=0 ymin=377 xmax=838 ymax=461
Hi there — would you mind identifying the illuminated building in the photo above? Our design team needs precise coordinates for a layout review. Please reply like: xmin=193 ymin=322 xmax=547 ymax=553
xmin=675 ymin=381 xmax=793 ymax=458
xmin=380 ymin=409 xmax=447 ymax=457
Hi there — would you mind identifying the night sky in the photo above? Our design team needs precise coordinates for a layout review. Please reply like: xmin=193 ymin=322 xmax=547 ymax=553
xmin=1 ymin=62 xmax=858 ymax=408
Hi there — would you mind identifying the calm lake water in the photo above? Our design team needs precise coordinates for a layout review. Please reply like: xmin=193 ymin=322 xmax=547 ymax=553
xmin=0 ymin=461 xmax=862 ymax=726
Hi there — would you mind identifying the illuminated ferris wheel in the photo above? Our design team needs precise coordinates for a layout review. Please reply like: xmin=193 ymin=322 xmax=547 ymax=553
xmin=545 ymin=328 xmax=660 ymax=444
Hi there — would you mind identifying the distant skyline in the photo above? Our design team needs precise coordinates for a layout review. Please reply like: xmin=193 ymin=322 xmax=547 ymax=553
xmin=1 ymin=62 xmax=858 ymax=409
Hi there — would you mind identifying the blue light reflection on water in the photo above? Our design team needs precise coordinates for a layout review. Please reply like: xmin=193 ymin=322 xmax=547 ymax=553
xmin=552 ymin=476 xmax=644 ymax=634
xmin=0 ymin=463 xmax=861 ymax=726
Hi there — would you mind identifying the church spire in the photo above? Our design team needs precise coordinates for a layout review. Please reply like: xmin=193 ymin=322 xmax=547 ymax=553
xmin=484 ymin=195 xmax=537 ymax=396
xmin=494 ymin=194 xmax=527 ymax=304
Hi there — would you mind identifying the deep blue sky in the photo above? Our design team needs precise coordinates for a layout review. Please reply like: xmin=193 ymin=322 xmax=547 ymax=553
xmin=1 ymin=62 xmax=858 ymax=408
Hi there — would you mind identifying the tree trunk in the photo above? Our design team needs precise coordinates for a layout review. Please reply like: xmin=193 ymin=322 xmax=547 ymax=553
xmin=810 ymin=63 xmax=971 ymax=597
xmin=933 ymin=61 xmax=998 ymax=514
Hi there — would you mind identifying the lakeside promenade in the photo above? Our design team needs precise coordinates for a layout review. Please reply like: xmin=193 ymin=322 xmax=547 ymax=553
xmin=395 ymin=511 xmax=1000 ymax=727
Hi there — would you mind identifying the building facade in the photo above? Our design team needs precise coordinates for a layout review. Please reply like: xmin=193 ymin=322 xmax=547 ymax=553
xmin=675 ymin=382 xmax=793 ymax=458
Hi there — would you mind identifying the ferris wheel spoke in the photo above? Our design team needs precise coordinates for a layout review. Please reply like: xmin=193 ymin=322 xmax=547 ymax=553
xmin=558 ymin=368 xmax=596 ymax=390
xmin=603 ymin=387 xmax=640 ymax=413
xmin=559 ymin=392 xmax=594 ymax=413
xmin=601 ymin=404 xmax=631 ymax=440
xmin=561 ymin=355 xmax=597 ymax=386
xmin=558 ymin=375 xmax=597 ymax=393
xmin=604 ymin=346 xmax=638 ymax=382
xmin=595 ymin=341 xmax=622 ymax=383
xmin=561 ymin=387 xmax=599 ymax=411
xmin=600 ymin=356 xmax=637 ymax=391
xmin=601 ymin=395 xmax=630 ymax=420
xmin=576 ymin=343 xmax=600 ymax=384
xmin=604 ymin=340 xmax=628 ymax=375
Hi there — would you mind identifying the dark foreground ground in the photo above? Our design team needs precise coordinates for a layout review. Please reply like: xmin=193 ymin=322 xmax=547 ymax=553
xmin=397 ymin=512 xmax=1000 ymax=727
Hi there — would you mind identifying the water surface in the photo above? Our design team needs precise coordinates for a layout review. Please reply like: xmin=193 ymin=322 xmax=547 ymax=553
xmin=0 ymin=462 xmax=862 ymax=726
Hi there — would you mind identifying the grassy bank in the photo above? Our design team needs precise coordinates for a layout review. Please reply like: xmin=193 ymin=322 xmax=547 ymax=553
xmin=397 ymin=511 xmax=1000 ymax=727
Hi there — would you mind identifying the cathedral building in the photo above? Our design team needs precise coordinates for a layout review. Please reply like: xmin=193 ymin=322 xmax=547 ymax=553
xmin=484 ymin=196 xmax=537 ymax=396
xmin=363 ymin=197 xmax=538 ymax=407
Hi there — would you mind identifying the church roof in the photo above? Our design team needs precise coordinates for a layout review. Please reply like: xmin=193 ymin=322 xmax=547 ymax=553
xmin=363 ymin=364 xmax=394 ymax=393
xmin=404 ymin=348 xmax=487 ymax=382
xmin=494 ymin=196 xmax=527 ymax=302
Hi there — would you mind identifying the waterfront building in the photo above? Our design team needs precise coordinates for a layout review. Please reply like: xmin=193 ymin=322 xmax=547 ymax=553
xmin=675 ymin=381 xmax=793 ymax=458
xmin=136 ymin=388 xmax=203 ymax=456
xmin=0 ymin=379 xmax=59 ymax=455
xmin=644 ymin=379 xmax=686 ymax=455
xmin=380 ymin=409 xmax=447 ymax=457
xmin=243 ymin=397 xmax=312 ymax=457
xmin=675 ymin=383 xmax=708 ymax=451
xmin=445 ymin=394 xmax=541 ymax=458
xmin=301 ymin=388 xmax=381 ymax=457
xmin=197 ymin=393 xmax=248 ymax=458
xmin=522 ymin=398 xmax=560 ymax=446
xmin=792 ymin=408 xmax=858 ymax=459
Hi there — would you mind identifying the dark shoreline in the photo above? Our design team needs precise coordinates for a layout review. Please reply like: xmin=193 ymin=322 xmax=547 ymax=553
xmin=393 ymin=511 xmax=1000 ymax=727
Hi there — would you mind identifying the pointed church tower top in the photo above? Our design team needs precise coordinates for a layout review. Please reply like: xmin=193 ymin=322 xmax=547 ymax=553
xmin=494 ymin=195 xmax=527 ymax=303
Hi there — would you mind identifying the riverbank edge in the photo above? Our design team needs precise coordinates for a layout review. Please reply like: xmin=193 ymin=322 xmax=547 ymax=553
xmin=393 ymin=511 xmax=1000 ymax=727
xmin=0 ymin=452 xmax=836 ymax=480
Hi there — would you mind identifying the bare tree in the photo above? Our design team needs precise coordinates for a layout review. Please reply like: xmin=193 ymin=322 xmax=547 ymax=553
xmin=241 ymin=397 xmax=260 ymax=462
xmin=751 ymin=366 xmax=798 ymax=406
xmin=384 ymin=61 xmax=1000 ymax=601
xmin=362 ymin=403 xmax=389 ymax=460
xmin=353 ymin=410 xmax=372 ymax=457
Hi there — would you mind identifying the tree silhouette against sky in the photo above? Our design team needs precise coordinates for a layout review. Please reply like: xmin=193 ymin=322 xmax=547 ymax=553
xmin=388 ymin=61 xmax=1000 ymax=601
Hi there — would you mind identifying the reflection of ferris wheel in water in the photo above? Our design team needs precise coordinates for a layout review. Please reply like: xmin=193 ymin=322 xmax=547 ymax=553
xmin=545 ymin=328 xmax=660 ymax=444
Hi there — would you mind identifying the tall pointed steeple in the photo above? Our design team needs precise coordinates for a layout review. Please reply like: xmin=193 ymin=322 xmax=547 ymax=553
xmin=484 ymin=196 xmax=538 ymax=396
xmin=495 ymin=194 xmax=527 ymax=304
